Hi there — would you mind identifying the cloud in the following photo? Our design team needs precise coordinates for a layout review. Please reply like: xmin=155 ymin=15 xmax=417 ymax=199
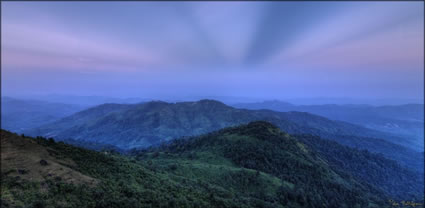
xmin=187 ymin=2 xmax=263 ymax=65
xmin=267 ymin=2 xmax=424 ymax=66
xmin=2 ymin=22 xmax=159 ymax=71
xmin=1 ymin=2 xmax=423 ymax=99
xmin=242 ymin=2 xmax=340 ymax=66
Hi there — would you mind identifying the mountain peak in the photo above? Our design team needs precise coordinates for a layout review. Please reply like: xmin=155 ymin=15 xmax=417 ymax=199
xmin=245 ymin=121 xmax=280 ymax=131
xmin=179 ymin=99 xmax=231 ymax=110
xmin=142 ymin=100 xmax=170 ymax=107
xmin=196 ymin=99 xmax=227 ymax=105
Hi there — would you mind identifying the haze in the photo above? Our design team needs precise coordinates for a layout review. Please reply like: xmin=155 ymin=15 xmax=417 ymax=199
xmin=1 ymin=2 xmax=424 ymax=103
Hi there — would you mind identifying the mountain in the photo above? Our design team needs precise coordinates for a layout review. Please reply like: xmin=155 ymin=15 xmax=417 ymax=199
xmin=294 ymin=134 xmax=424 ymax=200
xmin=25 ymin=99 xmax=295 ymax=148
xmin=283 ymin=97 xmax=424 ymax=106
xmin=11 ymin=94 xmax=148 ymax=106
xmin=138 ymin=121 xmax=423 ymax=202
xmin=4 ymin=123 xmax=423 ymax=207
xmin=2 ymin=129 xmax=261 ymax=208
xmin=1 ymin=97 xmax=85 ymax=133
xmin=25 ymin=100 xmax=423 ymax=172
xmin=233 ymin=100 xmax=424 ymax=149
xmin=25 ymin=100 xmax=410 ymax=149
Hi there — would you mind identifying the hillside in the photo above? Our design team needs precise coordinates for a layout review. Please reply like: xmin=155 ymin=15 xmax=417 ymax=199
xmin=26 ymin=100 xmax=413 ymax=149
xmin=3 ymin=130 xmax=278 ymax=208
xmin=1 ymin=130 xmax=97 ymax=186
xmin=26 ymin=100 xmax=423 ymax=172
xmin=294 ymin=134 xmax=424 ymax=200
xmin=1 ymin=97 xmax=85 ymax=133
xmin=233 ymin=101 xmax=424 ymax=149
xmin=136 ymin=121 xmax=423 ymax=205
xmin=2 ymin=124 xmax=411 ymax=208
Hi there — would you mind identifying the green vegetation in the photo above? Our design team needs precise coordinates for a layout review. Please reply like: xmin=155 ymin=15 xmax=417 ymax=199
xmin=2 ymin=121 xmax=422 ymax=208
xmin=25 ymin=100 xmax=423 ymax=173
xmin=233 ymin=101 xmax=425 ymax=150
xmin=295 ymin=134 xmax=424 ymax=201
xmin=2 ymin=131 xmax=252 ymax=208
xmin=140 ymin=121 xmax=391 ymax=208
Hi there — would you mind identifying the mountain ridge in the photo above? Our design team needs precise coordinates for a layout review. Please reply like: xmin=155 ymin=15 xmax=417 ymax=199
xmin=1 ymin=97 xmax=85 ymax=133
xmin=233 ymin=100 xmax=424 ymax=149
xmin=139 ymin=121 xmax=423 ymax=202
xmin=25 ymin=99 xmax=423 ymax=172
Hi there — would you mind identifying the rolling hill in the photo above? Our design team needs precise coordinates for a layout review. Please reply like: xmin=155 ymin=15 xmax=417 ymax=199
xmin=138 ymin=121 xmax=423 ymax=202
xmin=25 ymin=100 xmax=424 ymax=172
xmin=2 ymin=129 xmax=246 ymax=208
xmin=5 ymin=123 xmax=423 ymax=207
xmin=233 ymin=100 xmax=424 ymax=149
xmin=25 ymin=100 xmax=413 ymax=149
xmin=1 ymin=97 xmax=85 ymax=133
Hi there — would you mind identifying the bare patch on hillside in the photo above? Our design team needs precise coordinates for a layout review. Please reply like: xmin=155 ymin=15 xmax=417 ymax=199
xmin=1 ymin=130 xmax=97 ymax=186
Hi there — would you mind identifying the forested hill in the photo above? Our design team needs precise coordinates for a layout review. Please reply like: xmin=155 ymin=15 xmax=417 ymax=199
xmin=233 ymin=101 xmax=424 ymax=149
xmin=294 ymin=134 xmax=424 ymax=200
xmin=140 ymin=121 xmax=424 ymax=203
xmin=25 ymin=99 xmax=423 ymax=172
xmin=27 ymin=99 xmax=409 ymax=149
xmin=1 ymin=122 xmax=388 ymax=208
xmin=2 ymin=122 xmax=423 ymax=207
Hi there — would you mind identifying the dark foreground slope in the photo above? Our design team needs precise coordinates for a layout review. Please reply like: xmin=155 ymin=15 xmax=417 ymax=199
xmin=26 ymin=100 xmax=423 ymax=172
xmin=4 ymin=123 xmax=423 ymax=208
xmin=3 ymin=129 xmax=285 ymax=208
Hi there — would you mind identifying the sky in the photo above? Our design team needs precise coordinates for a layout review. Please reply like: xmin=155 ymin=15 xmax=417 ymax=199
xmin=1 ymin=2 xmax=424 ymax=103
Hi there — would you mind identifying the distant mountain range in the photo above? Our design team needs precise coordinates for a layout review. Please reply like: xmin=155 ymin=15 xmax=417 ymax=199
xmin=282 ymin=97 xmax=424 ymax=106
xmin=7 ymin=95 xmax=148 ymax=106
xmin=24 ymin=99 xmax=423 ymax=172
xmin=4 ymin=97 xmax=422 ymax=150
xmin=233 ymin=100 xmax=424 ymax=149
xmin=1 ymin=97 xmax=85 ymax=132
xmin=24 ymin=100 xmax=407 ymax=149
xmin=2 ymin=122 xmax=423 ymax=207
